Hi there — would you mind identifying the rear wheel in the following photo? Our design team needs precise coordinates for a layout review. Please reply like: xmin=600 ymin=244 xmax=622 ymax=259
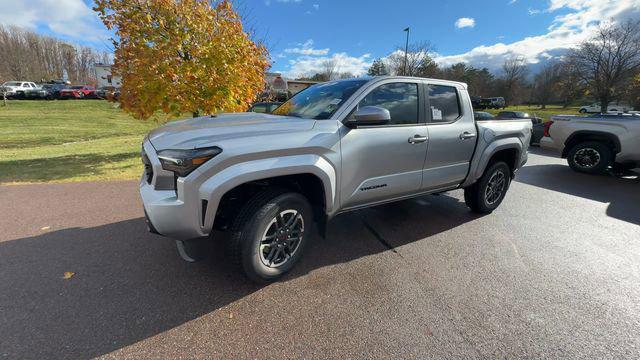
xmin=465 ymin=161 xmax=511 ymax=214
xmin=228 ymin=189 xmax=313 ymax=283
xmin=579 ymin=108 xmax=587 ymax=114
xmin=567 ymin=141 xmax=612 ymax=174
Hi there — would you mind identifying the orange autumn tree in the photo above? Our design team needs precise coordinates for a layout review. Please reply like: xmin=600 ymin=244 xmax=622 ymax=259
xmin=94 ymin=0 xmax=269 ymax=119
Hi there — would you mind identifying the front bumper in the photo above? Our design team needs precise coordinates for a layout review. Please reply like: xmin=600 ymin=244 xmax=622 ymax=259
xmin=139 ymin=140 xmax=209 ymax=241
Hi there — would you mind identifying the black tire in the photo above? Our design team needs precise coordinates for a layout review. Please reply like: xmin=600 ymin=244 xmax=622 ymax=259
xmin=579 ymin=108 xmax=587 ymax=114
xmin=464 ymin=161 xmax=511 ymax=214
xmin=567 ymin=141 xmax=612 ymax=174
xmin=228 ymin=188 xmax=313 ymax=283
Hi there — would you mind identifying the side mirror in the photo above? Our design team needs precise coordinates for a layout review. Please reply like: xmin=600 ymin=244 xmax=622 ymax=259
xmin=346 ymin=106 xmax=391 ymax=127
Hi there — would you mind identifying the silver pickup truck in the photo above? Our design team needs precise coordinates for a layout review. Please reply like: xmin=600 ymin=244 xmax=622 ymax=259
xmin=140 ymin=76 xmax=531 ymax=282
xmin=541 ymin=113 xmax=640 ymax=174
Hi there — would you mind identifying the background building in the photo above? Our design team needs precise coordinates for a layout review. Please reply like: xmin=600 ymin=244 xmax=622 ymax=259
xmin=94 ymin=64 xmax=122 ymax=88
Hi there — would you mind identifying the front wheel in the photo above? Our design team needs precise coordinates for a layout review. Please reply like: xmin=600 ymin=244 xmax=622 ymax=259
xmin=579 ymin=108 xmax=587 ymax=113
xmin=465 ymin=161 xmax=511 ymax=214
xmin=229 ymin=189 xmax=313 ymax=283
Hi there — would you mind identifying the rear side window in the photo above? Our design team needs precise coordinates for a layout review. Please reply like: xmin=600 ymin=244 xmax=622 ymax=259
xmin=428 ymin=85 xmax=460 ymax=123
xmin=358 ymin=82 xmax=419 ymax=125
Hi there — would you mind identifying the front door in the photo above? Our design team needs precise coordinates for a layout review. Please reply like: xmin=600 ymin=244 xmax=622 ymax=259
xmin=339 ymin=81 xmax=428 ymax=210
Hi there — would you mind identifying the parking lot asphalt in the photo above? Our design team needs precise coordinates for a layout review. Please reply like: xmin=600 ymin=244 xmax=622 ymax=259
xmin=1 ymin=149 xmax=639 ymax=359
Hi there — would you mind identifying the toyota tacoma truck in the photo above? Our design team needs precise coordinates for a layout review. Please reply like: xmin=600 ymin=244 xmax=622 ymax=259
xmin=140 ymin=77 xmax=532 ymax=282
xmin=541 ymin=113 xmax=640 ymax=174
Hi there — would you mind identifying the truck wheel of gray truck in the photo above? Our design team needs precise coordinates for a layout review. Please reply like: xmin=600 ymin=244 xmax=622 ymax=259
xmin=464 ymin=161 xmax=511 ymax=214
xmin=567 ymin=141 xmax=612 ymax=174
xmin=229 ymin=188 xmax=313 ymax=283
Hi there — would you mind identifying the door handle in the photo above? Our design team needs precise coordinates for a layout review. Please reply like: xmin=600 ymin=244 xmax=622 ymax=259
xmin=408 ymin=135 xmax=428 ymax=144
xmin=459 ymin=132 xmax=476 ymax=140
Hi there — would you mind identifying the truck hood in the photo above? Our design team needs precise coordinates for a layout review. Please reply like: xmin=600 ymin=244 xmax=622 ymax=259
xmin=147 ymin=112 xmax=316 ymax=150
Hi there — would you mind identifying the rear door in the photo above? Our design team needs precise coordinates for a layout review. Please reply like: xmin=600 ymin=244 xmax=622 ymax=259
xmin=421 ymin=83 xmax=477 ymax=190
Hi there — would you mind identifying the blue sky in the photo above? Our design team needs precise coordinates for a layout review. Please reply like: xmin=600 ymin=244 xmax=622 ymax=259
xmin=1 ymin=0 xmax=638 ymax=77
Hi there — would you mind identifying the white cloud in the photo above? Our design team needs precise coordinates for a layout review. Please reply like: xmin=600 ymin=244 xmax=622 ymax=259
xmin=284 ymin=39 xmax=330 ymax=56
xmin=455 ymin=17 xmax=475 ymax=29
xmin=313 ymin=4 xmax=320 ymax=10
xmin=282 ymin=53 xmax=373 ymax=78
xmin=435 ymin=0 xmax=640 ymax=71
xmin=528 ymin=8 xmax=541 ymax=15
xmin=0 ymin=0 xmax=108 ymax=42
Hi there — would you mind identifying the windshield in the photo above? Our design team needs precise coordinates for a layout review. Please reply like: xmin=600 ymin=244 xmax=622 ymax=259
xmin=272 ymin=79 xmax=368 ymax=120
xmin=71 ymin=86 xmax=84 ymax=89
xmin=513 ymin=112 xmax=529 ymax=118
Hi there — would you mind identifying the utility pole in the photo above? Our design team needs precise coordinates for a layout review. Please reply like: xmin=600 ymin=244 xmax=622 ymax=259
xmin=403 ymin=27 xmax=410 ymax=76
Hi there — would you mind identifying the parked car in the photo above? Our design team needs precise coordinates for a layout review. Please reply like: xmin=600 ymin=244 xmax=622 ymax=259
xmin=496 ymin=111 xmax=545 ymax=145
xmin=41 ymin=83 xmax=70 ymax=99
xmin=541 ymin=113 xmax=640 ymax=174
xmin=474 ymin=111 xmax=495 ymax=120
xmin=578 ymin=102 xmax=634 ymax=113
xmin=95 ymin=86 xmax=119 ymax=100
xmin=1 ymin=81 xmax=38 ymax=98
xmin=24 ymin=83 xmax=70 ymax=99
xmin=486 ymin=97 xmax=506 ymax=109
xmin=58 ymin=85 xmax=96 ymax=99
xmin=139 ymin=77 xmax=532 ymax=282
xmin=248 ymin=102 xmax=282 ymax=113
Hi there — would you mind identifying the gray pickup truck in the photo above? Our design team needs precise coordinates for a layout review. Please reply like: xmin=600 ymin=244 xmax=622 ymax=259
xmin=140 ymin=77 xmax=531 ymax=282
xmin=541 ymin=113 xmax=640 ymax=174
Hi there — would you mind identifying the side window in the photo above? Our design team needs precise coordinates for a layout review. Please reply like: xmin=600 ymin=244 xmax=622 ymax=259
xmin=357 ymin=82 xmax=419 ymax=125
xmin=251 ymin=104 xmax=267 ymax=113
xmin=428 ymin=85 xmax=460 ymax=123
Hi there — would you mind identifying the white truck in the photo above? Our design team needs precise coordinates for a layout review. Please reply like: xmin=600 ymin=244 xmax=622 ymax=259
xmin=578 ymin=102 xmax=635 ymax=114
xmin=1 ymin=81 xmax=39 ymax=98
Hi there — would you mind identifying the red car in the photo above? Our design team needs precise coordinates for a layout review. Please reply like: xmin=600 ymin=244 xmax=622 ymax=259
xmin=58 ymin=85 xmax=96 ymax=99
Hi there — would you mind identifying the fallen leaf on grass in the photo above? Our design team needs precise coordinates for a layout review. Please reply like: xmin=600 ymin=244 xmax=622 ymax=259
xmin=40 ymin=226 xmax=50 ymax=231
xmin=63 ymin=272 xmax=75 ymax=279
xmin=229 ymin=312 xmax=234 ymax=319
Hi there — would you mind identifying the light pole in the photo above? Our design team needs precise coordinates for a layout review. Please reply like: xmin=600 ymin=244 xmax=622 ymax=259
xmin=403 ymin=27 xmax=410 ymax=76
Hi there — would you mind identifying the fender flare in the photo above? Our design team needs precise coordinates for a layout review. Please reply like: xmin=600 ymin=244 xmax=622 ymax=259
xmin=462 ymin=139 xmax=523 ymax=187
xmin=562 ymin=130 xmax=621 ymax=158
xmin=197 ymin=154 xmax=337 ymax=232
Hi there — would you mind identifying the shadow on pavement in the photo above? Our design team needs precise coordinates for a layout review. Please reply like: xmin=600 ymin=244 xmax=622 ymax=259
xmin=0 ymin=192 xmax=478 ymax=359
xmin=516 ymin=164 xmax=640 ymax=225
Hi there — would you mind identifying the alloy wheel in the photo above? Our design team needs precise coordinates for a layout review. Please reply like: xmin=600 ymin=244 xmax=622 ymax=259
xmin=485 ymin=170 xmax=506 ymax=205
xmin=574 ymin=148 xmax=601 ymax=169
xmin=259 ymin=209 xmax=304 ymax=268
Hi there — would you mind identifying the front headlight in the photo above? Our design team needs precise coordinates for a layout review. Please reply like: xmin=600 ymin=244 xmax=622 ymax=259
xmin=157 ymin=146 xmax=222 ymax=177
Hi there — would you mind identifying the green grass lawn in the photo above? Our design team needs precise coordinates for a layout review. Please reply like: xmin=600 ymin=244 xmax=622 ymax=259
xmin=0 ymin=101 xmax=582 ymax=185
xmin=485 ymin=105 xmax=581 ymax=121
xmin=0 ymin=100 xmax=178 ymax=184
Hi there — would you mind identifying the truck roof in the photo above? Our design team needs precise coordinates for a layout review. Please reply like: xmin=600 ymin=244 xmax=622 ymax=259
xmin=365 ymin=76 xmax=469 ymax=89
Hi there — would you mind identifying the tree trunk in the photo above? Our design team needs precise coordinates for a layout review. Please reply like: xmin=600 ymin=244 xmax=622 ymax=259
xmin=2 ymin=91 xmax=6 ymax=106
xmin=600 ymin=96 xmax=610 ymax=114
xmin=192 ymin=110 xmax=200 ymax=118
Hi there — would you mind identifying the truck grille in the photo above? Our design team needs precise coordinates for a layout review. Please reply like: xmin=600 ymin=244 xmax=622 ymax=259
xmin=141 ymin=147 xmax=153 ymax=184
